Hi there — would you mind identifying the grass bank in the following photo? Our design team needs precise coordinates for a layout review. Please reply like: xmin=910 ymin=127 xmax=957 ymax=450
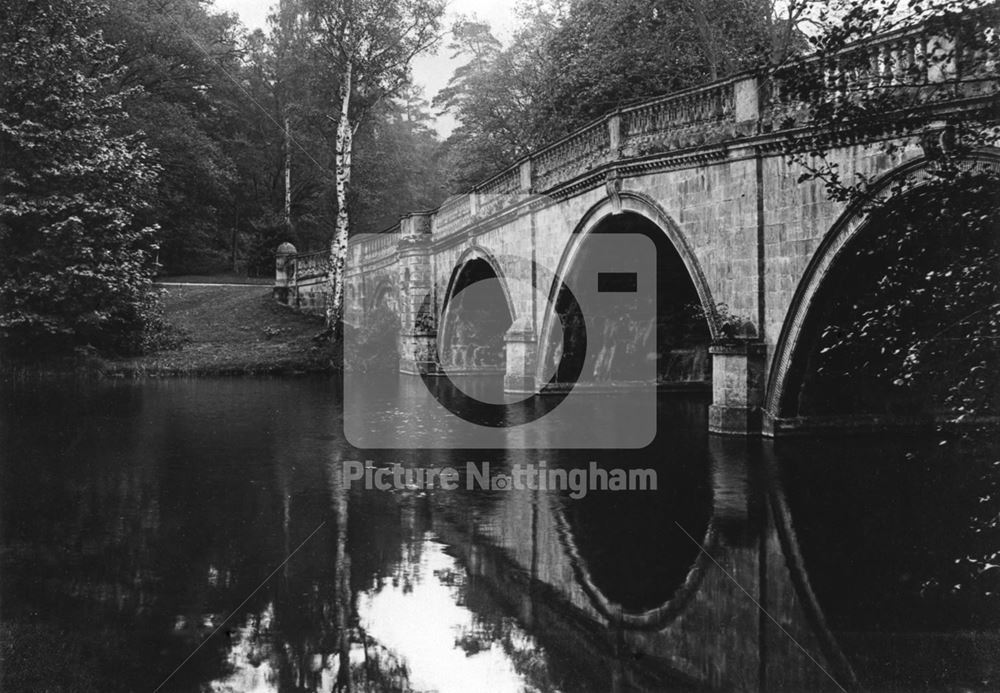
xmin=103 ymin=284 xmax=336 ymax=376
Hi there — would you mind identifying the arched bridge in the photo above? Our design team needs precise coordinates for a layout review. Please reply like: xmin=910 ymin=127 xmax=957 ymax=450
xmin=277 ymin=19 xmax=999 ymax=436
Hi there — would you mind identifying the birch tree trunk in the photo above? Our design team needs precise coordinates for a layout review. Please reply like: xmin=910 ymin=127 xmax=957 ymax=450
xmin=284 ymin=114 xmax=292 ymax=230
xmin=327 ymin=57 xmax=353 ymax=336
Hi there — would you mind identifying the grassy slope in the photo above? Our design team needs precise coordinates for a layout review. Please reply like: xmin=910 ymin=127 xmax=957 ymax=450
xmin=106 ymin=285 xmax=335 ymax=375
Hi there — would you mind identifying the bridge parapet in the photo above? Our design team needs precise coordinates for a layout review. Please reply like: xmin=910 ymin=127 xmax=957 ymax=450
xmin=343 ymin=227 xmax=400 ymax=277
xmin=620 ymin=78 xmax=740 ymax=157
xmin=532 ymin=118 xmax=613 ymax=192
xmin=475 ymin=166 xmax=525 ymax=218
xmin=292 ymin=249 xmax=328 ymax=280
xmin=432 ymin=193 xmax=473 ymax=238
xmin=284 ymin=249 xmax=329 ymax=314
xmin=765 ymin=15 xmax=999 ymax=128
xmin=359 ymin=228 xmax=399 ymax=262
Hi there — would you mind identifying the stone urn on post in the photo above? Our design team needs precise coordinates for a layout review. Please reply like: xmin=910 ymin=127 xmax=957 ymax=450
xmin=274 ymin=242 xmax=297 ymax=304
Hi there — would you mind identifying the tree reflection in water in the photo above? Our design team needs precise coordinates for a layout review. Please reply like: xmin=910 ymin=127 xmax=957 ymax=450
xmin=1 ymin=378 xmax=997 ymax=692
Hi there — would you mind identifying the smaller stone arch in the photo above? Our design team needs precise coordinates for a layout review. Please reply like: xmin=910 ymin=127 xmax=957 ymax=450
xmin=367 ymin=278 xmax=395 ymax=313
xmin=437 ymin=246 xmax=517 ymax=372
xmin=764 ymin=149 xmax=1000 ymax=430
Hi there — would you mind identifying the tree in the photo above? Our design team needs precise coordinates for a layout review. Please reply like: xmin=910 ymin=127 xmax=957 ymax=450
xmin=0 ymin=0 xmax=161 ymax=357
xmin=100 ymin=0 xmax=245 ymax=275
xmin=433 ymin=14 xmax=556 ymax=191
xmin=542 ymin=0 xmax=775 ymax=132
xmin=756 ymin=0 xmax=815 ymax=65
xmin=237 ymin=7 xmax=340 ymax=275
xmin=351 ymin=89 xmax=447 ymax=235
xmin=305 ymin=0 xmax=446 ymax=334
xmin=435 ymin=0 xmax=787 ymax=190
xmin=99 ymin=0 xmax=334 ymax=277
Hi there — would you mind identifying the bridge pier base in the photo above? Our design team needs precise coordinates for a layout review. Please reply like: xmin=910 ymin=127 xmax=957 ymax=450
xmin=503 ymin=318 xmax=537 ymax=393
xmin=709 ymin=343 xmax=766 ymax=435
xmin=399 ymin=333 xmax=439 ymax=375
xmin=397 ymin=213 xmax=437 ymax=375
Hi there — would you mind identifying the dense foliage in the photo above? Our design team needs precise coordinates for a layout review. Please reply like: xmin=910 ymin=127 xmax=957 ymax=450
xmin=781 ymin=0 xmax=1000 ymax=424
xmin=781 ymin=0 xmax=999 ymax=604
xmin=0 ymin=0 xmax=161 ymax=356
xmin=434 ymin=0 xmax=807 ymax=191
xmin=0 ymin=0 xmax=448 ymax=357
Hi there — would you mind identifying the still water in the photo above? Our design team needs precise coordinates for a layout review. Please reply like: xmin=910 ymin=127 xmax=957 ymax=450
xmin=1 ymin=377 xmax=997 ymax=692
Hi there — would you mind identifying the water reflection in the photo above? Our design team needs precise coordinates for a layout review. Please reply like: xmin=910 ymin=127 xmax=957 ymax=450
xmin=771 ymin=434 xmax=1000 ymax=692
xmin=358 ymin=538 xmax=539 ymax=693
xmin=1 ymin=377 xmax=997 ymax=691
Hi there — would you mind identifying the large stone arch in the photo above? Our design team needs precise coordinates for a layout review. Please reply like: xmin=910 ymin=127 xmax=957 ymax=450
xmin=535 ymin=190 xmax=721 ymax=386
xmin=764 ymin=149 xmax=1000 ymax=433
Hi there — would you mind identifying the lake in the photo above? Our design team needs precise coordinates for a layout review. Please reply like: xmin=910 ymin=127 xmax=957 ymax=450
xmin=1 ymin=376 xmax=997 ymax=692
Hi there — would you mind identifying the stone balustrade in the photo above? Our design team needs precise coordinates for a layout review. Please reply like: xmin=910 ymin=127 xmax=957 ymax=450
xmin=475 ymin=166 xmax=524 ymax=219
xmin=431 ymin=193 xmax=471 ymax=237
xmin=532 ymin=119 xmax=613 ymax=192
xmin=279 ymin=249 xmax=327 ymax=313
xmin=765 ymin=15 xmax=1000 ymax=128
xmin=292 ymin=250 xmax=328 ymax=280
xmin=359 ymin=229 xmax=398 ymax=261
xmin=620 ymin=79 xmax=739 ymax=157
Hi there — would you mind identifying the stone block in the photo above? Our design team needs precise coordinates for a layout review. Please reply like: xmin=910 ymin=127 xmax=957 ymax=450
xmin=735 ymin=76 xmax=759 ymax=122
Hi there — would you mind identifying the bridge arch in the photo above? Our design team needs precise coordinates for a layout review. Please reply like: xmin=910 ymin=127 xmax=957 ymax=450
xmin=765 ymin=149 xmax=1000 ymax=428
xmin=559 ymin=192 xmax=719 ymax=338
xmin=537 ymin=191 xmax=719 ymax=387
xmin=438 ymin=246 xmax=516 ymax=372
xmin=367 ymin=278 xmax=395 ymax=313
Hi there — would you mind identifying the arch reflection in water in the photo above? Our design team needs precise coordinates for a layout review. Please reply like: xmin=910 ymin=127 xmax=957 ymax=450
xmin=771 ymin=433 xmax=1000 ymax=691
xmin=553 ymin=400 xmax=713 ymax=618
xmin=2 ymin=379 xmax=996 ymax=692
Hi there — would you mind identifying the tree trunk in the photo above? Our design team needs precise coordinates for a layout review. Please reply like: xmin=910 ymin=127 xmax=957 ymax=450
xmin=327 ymin=59 xmax=353 ymax=338
xmin=284 ymin=114 xmax=292 ymax=231
xmin=686 ymin=0 xmax=722 ymax=80
xmin=231 ymin=208 xmax=238 ymax=273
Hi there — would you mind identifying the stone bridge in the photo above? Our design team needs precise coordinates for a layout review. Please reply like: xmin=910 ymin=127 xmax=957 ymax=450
xmin=276 ymin=17 xmax=999 ymax=435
